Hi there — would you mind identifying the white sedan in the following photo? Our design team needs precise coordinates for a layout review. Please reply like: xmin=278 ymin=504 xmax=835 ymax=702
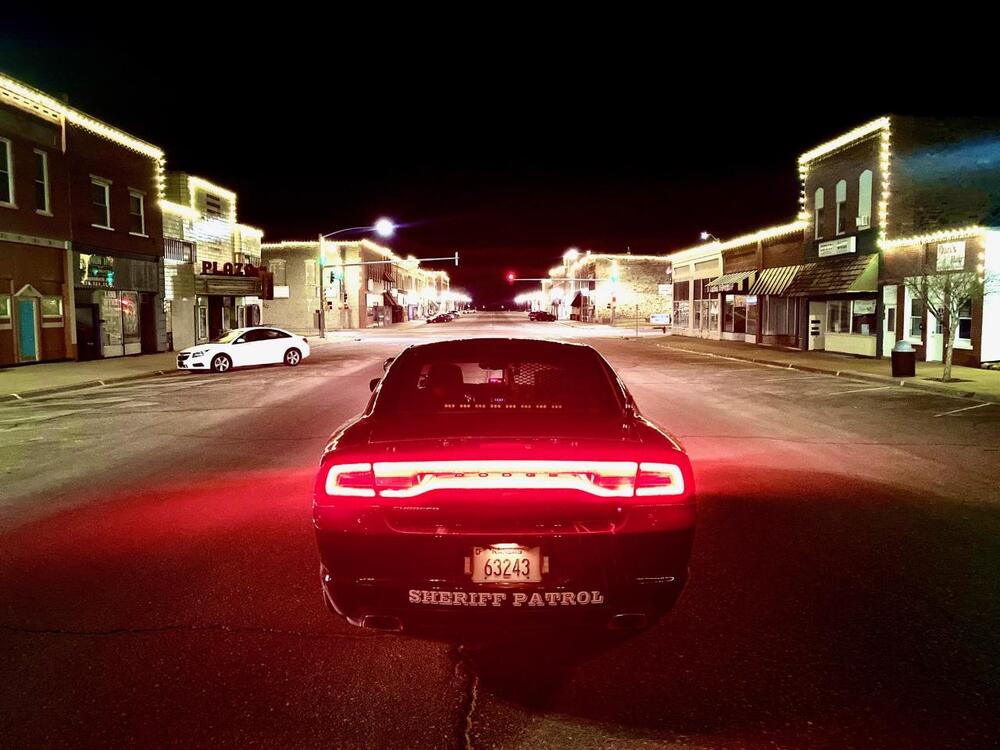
xmin=176 ymin=327 xmax=311 ymax=373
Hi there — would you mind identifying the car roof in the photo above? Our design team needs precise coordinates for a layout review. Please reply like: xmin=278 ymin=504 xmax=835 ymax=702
xmin=397 ymin=337 xmax=594 ymax=357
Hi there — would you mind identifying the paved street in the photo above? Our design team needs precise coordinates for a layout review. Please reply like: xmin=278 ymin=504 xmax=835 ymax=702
xmin=2 ymin=312 xmax=999 ymax=749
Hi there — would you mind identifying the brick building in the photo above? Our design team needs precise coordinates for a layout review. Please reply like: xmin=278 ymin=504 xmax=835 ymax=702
xmin=1 ymin=72 xmax=167 ymax=364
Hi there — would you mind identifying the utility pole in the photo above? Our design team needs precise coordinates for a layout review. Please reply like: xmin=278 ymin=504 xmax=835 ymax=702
xmin=317 ymin=233 xmax=326 ymax=339
xmin=635 ymin=303 xmax=639 ymax=338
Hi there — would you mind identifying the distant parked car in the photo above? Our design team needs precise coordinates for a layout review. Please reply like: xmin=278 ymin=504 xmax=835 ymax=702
xmin=427 ymin=314 xmax=453 ymax=324
xmin=530 ymin=311 xmax=557 ymax=321
xmin=176 ymin=327 xmax=310 ymax=373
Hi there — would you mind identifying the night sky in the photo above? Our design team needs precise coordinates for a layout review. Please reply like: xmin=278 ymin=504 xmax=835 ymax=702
xmin=2 ymin=27 xmax=991 ymax=303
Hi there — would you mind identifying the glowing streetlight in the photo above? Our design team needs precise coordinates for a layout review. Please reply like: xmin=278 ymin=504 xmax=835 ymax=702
xmin=700 ymin=231 xmax=721 ymax=243
xmin=374 ymin=217 xmax=396 ymax=238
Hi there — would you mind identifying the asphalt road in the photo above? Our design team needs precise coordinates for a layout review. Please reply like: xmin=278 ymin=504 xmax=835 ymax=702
xmin=2 ymin=313 xmax=999 ymax=749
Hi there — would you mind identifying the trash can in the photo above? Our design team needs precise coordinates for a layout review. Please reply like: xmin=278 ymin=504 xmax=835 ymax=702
xmin=890 ymin=340 xmax=916 ymax=378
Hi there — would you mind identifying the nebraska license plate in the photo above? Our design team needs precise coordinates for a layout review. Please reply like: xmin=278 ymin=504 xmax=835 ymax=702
xmin=471 ymin=545 xmax=542 ymax=583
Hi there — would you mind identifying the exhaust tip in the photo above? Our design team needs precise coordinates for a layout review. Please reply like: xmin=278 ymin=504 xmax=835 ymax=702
xmin=608 ymin=613 xmax=648 ymax=630
xmin=361 ymin=615 xmax=404 ymax=632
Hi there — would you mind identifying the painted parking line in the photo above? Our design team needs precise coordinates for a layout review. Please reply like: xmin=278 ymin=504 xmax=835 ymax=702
xmin=934 ymin=402 xmax=994 ymax=418
xmin=822 ymin=386 xmax=895 ymax=396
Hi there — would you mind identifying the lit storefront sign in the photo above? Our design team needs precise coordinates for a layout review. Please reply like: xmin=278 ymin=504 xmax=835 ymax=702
xmin=818 ymin=236 xmax=857 ymax=258
xmin=936 ymin=241 xmax=966 ymax=271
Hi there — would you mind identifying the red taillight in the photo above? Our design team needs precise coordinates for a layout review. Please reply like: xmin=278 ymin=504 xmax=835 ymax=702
xmin=320 ymin=459 xmax=688 ymax=500
xmin=635 ymin=462 xmax=685 ymax=496
xmin=324 ymin=462 xmax=376 ymax=497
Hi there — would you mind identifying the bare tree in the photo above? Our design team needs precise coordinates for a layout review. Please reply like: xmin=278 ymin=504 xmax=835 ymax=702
xmin=904 ymin=267 xmax=997 ymax=381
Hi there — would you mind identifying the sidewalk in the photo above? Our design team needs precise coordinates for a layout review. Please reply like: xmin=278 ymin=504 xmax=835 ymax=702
xmin=0 ymin=335 xmax=347 ymax=402
xmin=658 ymin=333 xmax=1000 ymax=403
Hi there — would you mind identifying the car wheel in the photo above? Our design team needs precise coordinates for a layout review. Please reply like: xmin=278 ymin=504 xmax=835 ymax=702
xmin=210 ymin=354 xmax=232 ymax=373
xmin=284 ymin=348 xmax=302 ymax=366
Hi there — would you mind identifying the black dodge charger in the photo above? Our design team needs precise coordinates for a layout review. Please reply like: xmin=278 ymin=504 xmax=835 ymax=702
xmin=312 ymin=338 xmax=695 ymax=634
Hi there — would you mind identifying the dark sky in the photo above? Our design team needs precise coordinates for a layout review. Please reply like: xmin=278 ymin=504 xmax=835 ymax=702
xmin=2 ymin=26 xmax=992 ymax=302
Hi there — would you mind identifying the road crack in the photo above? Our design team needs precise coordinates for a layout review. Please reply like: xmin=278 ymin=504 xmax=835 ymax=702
xmin=453 ymin=644 xmax=480 ymax=750
xmin=0 ymin=622 xmax=391 ymax=641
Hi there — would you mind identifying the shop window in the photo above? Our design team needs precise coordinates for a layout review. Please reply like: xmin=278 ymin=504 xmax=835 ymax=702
xmin=91 ymin=177 xmax=111 ymax=228
xmin=814 ymin=188 xmax=824 ymax=239
xmin=268 ymin=259 xmax=287 ymax=286
xmin=909 ymin=298 xmax=924 ymax=339
xmin=763 ymin=297 xmax=798 ymax=337
xmin=34 ymin=149 xmax=50 ymax=214
xmin=851 ymin=299 xmax=876 ymax=336
xmin=0 ymin=294 xmax=10 ymax=324
xmin=304 ymin=259 xmax=318 ymax=288
xmin=746 ymin=297 xmax=758 ymax=335
xmin=41 ymin=296 xmax=63 ymax=320
xmin=835 ymin=180 xmax=848 ymax=235
xmin=827 ymin=300 xmax=851 ymax=333
xmin=958 ymin=299 xmax=972 ymax=342
xmin=0 ymin=137 xmax=13 ymax=206
xmin=857 ymin=170 xmax=873 ymax=229
xmin=129 ymin=190 xmax=146 ymax=235
xmin=120 ymin=291 xmax=141 ymax=346
xmin=709 ymin=297 xmax=719 ymax=331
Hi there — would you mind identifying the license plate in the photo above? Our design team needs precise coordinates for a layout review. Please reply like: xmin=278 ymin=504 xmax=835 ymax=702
xmin=471 ymin=545 xmax=541 ymax=583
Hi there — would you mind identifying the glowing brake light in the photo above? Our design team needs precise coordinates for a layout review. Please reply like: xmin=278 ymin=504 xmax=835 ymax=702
xmin=635 ymin=462 xmax=685 ymax=496
xmin=325 ymin=463 xmax=376 ymax=497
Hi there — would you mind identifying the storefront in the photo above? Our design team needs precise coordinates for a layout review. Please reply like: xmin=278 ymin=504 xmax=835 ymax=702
xmin=881 ymin=232 xmax=999 ymax=367
xmin=784 ymin=253 xmax=879 ymax=357
xmin=668 ymin=246 xmax=722 ymax=339
xmin=194 ymin=261 xmax=262 ymax=341
xmin=0 ymin=237 xmax=71 ymax=366
xmin=74 ymin=249 xmax=162 ymax=359
xmin=708 ymin=271 xmax=757 ymax=343
xmin=749 ymin=266 xmax=803 ymax=349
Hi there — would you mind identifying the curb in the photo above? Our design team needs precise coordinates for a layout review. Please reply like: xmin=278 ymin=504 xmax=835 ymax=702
xmin=1 ymin=369 xmax=180 ymax=403
xmin=659 ymin=344 xmax=1000 ymax=404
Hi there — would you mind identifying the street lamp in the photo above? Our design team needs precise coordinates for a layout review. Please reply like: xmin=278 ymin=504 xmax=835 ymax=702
xmin=700 ymin=231 xmax=721 ymax=243
xmin=317 ymin=218 xmax=398 ymax=338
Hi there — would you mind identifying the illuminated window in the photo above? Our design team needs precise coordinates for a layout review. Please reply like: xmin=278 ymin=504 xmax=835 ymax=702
xmin=34 ymin=149 xmax=50 ymax=214
xmin=910 ymin=297 xmax=924 ymax=339
xmin=0 ymin=137 xmax=13 ymax=206
xmin=835 ymin=179 xmax=848 ymax=235
xmin=958 ymin=299 xmax=972 ymax=341
xmin=128 ymin=190 xmax=145 ymax=235
xmin=41 ymin=295 xmax=63 ymax=319
xmin=814 ymin=188 xmax=824 ymax=239
xmin=0 ymin=294 xmax=10 ymax=322
xmin=857 ymin=170 xmax=873 ymax=229
xmin=91 ymin=177 xmax=111 ymax=228
xmin=205 ymin=193 xmax=223 ymax=217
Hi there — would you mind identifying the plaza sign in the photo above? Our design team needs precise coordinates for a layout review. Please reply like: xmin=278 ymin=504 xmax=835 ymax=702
xmin=200 ymin=261 xmax=261 ymax=277
xmin=818 ymin=236 xmax=857 ymax=258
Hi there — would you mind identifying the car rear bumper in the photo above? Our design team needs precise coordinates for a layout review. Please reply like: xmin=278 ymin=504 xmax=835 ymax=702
xmin=315 ymin=526 xmax=694 ymax=633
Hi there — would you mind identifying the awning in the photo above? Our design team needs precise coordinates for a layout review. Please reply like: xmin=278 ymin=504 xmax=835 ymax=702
xmin=383 ymin=291 xmax=402 ymax=309
xmin=570 ymin=292 xmax=583 ymax=308
xmin=784 ymin=253 xmax=878 ymax=297
xmin=749 ymin=265 xmax=802 ymax=296
xmin=706 ymin=270 xmax=755 ymax=293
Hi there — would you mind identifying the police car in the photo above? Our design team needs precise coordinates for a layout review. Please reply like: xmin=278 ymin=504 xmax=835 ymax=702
xmin=312 ymin=338 xmax=695 ymax=633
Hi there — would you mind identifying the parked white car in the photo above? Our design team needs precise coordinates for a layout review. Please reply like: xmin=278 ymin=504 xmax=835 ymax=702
xmin=176 ymin=327 xmax=311 ymax=373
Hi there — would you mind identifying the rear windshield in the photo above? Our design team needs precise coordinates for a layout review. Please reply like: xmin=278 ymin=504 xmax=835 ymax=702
xmin=376 ymin=342 xmax=623 ymax=417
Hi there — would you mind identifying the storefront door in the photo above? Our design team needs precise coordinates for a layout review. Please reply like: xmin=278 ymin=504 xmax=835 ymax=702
xmin=882 ymin=285 xmax=897 ymax=357
xmin=808 ymin=301 xmax=826 ymax=350
xmin=926 ymin=314 xmax=944 ymax=362
xmin=16 ymin=297 xmax=39 ymax=362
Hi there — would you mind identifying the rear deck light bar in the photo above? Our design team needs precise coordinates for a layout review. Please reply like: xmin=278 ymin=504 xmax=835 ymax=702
xmin=322 ymin=460 xmax=686 ymax=499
